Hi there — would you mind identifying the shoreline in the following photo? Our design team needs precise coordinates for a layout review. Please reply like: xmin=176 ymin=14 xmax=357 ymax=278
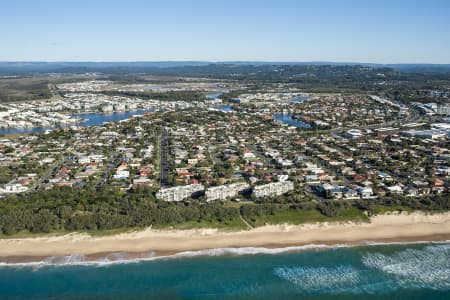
xmin=2 ymin=234 xmax=449 ymax=266
xmin=1 ymin=211 xmax=450 ymax=264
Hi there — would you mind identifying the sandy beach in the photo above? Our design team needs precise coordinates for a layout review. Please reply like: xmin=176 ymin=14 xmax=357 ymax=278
xmin=1 ymin=211 xmax=450 ymax=262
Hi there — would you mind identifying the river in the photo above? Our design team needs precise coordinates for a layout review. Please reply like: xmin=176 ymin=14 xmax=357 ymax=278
xmin=0 ymin=109 xmax=154 ymax=135
xmin=273 ymin=114 xmax=311 ymax=128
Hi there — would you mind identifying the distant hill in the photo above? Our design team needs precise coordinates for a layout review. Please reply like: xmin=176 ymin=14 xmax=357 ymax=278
xmin=0 ymin=61 xmax=449 ymax=75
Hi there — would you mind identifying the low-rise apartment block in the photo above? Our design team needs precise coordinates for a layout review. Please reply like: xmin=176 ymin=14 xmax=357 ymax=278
xmin=253 ymin=181 xmax=294 ymax=198
xmin=205 ymin=182 xmax=249 ymax=202
xmin=156 ymin=184 xmax=205 ymax=202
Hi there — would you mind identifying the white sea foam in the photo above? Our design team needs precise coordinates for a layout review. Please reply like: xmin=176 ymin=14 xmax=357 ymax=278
xmin=1 ymin=242 xmax=449 ymax=271
xmin=274 ymin=265 xmax=362 ymax=293
xmin=169 ymin=244 xmax=347 ymax=258
xmin=0 ymin=245 xmax=346 ymax=269
xmin=362 ymin=244 xmax=450 ymax=290
xmin=364 ymin=240 xmax=450 ymax=246
xmin=43 ymin=254 xmax=86 ymax=265
xmin=0 ymin=254 xmax=87 ymax=269
xmin=0 ymin=252 xmax=156 ymax=269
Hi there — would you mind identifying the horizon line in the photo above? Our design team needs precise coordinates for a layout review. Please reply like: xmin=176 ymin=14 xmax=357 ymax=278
xmin=1 ymin=60 xmax=450 ymax=66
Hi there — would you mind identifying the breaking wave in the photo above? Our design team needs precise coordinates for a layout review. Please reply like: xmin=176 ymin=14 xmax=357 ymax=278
xmin=170 ymin=244 xmax=346 ymax=258
xmin=274 ymin=265 xmax=365 ymax=293
xmin=0 ymin=245 xmax=346 ymax=269
xmin=0 ymin=252 xmax=155 ymax=269
xmin=362 ymin=244 xmax=450 ymax=290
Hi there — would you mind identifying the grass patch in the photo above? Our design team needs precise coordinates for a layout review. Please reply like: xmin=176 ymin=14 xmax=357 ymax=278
xmin=153 ymin=217 xmax=248 ymax=231
xmin=223 ymin=200 xmax=254 ymax=208
xmin=0 ymin=230 xmax=67 ymax=239
xmin=0 ymin=227 xmax=143 ymax=239
xmin=371 ymin=205 xmax=414 ymax=215
xmin=83 ymin=227 xmax=142 ymax=237
xmin=246 ymin=208 xmax=368 ymax=227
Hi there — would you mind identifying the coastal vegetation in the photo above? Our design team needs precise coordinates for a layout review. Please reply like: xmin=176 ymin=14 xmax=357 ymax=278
xmin=0 ymin=186 xmax=448 ymax=236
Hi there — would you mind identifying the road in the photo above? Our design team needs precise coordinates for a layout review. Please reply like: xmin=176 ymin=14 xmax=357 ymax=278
xmin=159 ymin=127 xmax=169 ymax=187
xmin=96 ymin=152 xmax=119 ymax=190
xmin=207 ymin=144 xmax=221 ymax=165
xmin=32 ymin=154 xmax=67 ymax=190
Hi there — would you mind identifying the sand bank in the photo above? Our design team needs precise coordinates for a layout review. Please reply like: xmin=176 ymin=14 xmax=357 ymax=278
xmin=1 ymin=212 xmax=449 ymax=262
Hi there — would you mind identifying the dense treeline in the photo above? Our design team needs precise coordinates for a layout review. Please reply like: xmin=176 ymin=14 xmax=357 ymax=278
xmin=0 ymin=78 xmax=51 ymax=102
xmin=2 ymin=62 xmax=450 ymax=76
xmin=0 ymin=187 xmax=448 ymax=235
xmin=0 ymin=188 xmax=239 ymax=235
xmin=101 ymin=90 xmax=206 ymax=102
xmin=354 ymin=195 xmax=450 ymax=215
xmin=2 ymin=64 xmax=450 ymax=103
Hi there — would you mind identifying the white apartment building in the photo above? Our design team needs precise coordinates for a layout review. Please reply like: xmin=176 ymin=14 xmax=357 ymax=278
xmin=436 ymin=106 xmax=450 ymax=115
xmin=102 ymin=104 xmax=114 ymax=113
xmin=113 ymin=170 xmax=129 ymax=180
xmin=357 ymin=186 xmax=374 ymax=198
xmin=346 ymin=129 xmax=363 ymax=139
xmin=0 ymin=183 xmax=28 ymax=194
xmin=205 ymin=182 xmax=249 ymax=202
xmin=114 ymin=103 xmax=126 ymax=111
xmin=156 ymin=184 xmax=205 ymax=202
xmin=253 ymin=181 xmax=294 ymax=198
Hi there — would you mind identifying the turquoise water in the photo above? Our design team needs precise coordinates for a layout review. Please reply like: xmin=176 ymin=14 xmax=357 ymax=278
xmin=273 ymin=114 xmax=311 ymax=128
xmin=206 ymin=93 xmax=222 ymax=99
xmin=74 ymin=109 xmax=154 ymax=127
xmin=288 ymin=95 xmax=310 ymax=103
xmin=215 ymin=105 xmax=234 ymax=112
xmin=0 ymin=243 xmax=449 ymax=300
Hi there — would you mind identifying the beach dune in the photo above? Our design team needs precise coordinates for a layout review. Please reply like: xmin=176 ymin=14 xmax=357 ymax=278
xmin=1 ymin=211 xmax=450 ymax=262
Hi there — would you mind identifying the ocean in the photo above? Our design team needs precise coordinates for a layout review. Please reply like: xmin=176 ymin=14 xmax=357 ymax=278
xmin=0 ymin=242 xmax=449 ymax=300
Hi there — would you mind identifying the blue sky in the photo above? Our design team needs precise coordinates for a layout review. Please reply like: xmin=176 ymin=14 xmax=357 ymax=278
xmin=1 ymin=0 xmax=449 ymax=63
